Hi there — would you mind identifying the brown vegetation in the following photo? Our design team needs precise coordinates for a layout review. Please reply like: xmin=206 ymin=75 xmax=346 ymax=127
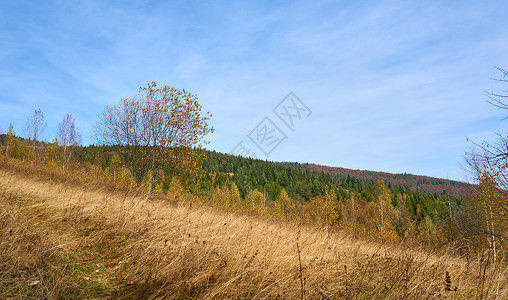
xmin=1 ymin=157 xmax=507 ymax=299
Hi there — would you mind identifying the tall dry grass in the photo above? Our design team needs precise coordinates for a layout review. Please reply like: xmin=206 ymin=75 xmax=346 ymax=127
xmin=0 ymin=158 xmax=507 ymax=299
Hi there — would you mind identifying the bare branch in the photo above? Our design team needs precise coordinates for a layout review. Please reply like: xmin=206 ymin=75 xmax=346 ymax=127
xmin=23 ymin=108 xmax=46 ymax=144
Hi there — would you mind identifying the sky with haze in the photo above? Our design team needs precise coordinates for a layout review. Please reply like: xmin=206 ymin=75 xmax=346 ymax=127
xmin=1 ymin=0 xmax=508 ymax=181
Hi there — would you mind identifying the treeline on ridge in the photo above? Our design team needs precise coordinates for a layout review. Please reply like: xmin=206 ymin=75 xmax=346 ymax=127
xmin=293 ymin=163 xmax=471 ymax=197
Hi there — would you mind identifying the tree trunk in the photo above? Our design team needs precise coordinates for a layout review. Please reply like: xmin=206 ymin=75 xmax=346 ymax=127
xmin=380 ymin=201 xmax=384 ymax=232
xmin=484 ymin=201 xmax=497 ymax=262
xmin=150 ymin=150 xmax=156 ymax=196
xmin=489 ymin=204 xmax=497 ymax=262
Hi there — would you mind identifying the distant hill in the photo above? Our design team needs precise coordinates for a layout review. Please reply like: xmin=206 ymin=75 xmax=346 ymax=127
xmin=287 ymin=162 xmax=472 ymax=197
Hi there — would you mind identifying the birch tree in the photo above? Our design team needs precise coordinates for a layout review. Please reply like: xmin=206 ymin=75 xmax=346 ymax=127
xmin=23 ymin=108 xmax=46 ymax=153
xmin=58 ymin=113 xmax=82 ymax=165
xmin=374 ymin=180 xmax=395 ymax=233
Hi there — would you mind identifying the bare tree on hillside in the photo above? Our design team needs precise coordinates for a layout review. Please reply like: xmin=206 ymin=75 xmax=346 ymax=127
xmin=23 ymin=108 xmax=46 ymax=152
xmin=58 ymin=113 xmax=82 ymax=165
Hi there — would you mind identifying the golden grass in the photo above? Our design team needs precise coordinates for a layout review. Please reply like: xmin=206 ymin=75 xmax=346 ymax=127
xmin=0 ymin=165 xmax=507 ymax=299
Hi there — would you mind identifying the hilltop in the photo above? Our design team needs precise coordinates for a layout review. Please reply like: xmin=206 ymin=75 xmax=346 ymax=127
xmin=293 ymin=163 xmax=471 ymax=197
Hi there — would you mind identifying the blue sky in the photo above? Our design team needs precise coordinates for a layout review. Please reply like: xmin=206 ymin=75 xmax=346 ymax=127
xmin=1 ymin=0 xmax=508 ymax=181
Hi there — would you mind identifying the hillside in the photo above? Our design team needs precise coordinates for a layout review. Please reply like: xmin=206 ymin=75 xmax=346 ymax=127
xmin=1 ymin=160 xmax=506 ymax=299
xmin=0 ymin=136 xmax=470 ymax=244
xmin=199 ymin=150 xmax=465 ymax=229
xmin=0 ymin=141 xmax=467 ymax=243
xmin=293 ymin=163 xmax=472 ymax=197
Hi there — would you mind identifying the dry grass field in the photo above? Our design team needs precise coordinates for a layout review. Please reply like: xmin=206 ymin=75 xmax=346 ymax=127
xmin=0 ymin=164 xmax=507 ymax=299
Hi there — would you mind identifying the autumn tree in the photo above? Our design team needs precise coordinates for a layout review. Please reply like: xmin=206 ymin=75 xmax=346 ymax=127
xmin=322 ymin=189 xmax=340 ymax=235
xmin=373 ymin=180 xmax=395 ymax=233
xmin=276 ymin=188 xmax=296 ymax=220
xmin=473 ymin=174 xmax=507 ymax=260
xmin=465 ymin=67 xmax=508 ymax=259
xmin=246 ymin=189 xmax=266 ymax=211
xmin=58 ymin=113 xmax=82 ymax=165
xmin=229 ymin=182 xmax=242 ymax=206
xmin=95 ymin=81 xmax=213 ymax=195
xmin=6 ymin=123 xmax=21 ymax=158
xmin=465 ymin=156 xmax=508 ymax=260
xmin=23 ymin=108 xmax=46 ymax=153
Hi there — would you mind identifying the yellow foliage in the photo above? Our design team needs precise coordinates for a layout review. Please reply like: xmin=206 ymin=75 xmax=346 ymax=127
xmin=228 ymin=182 xmax=242 ymax=207
xmin=276 ymin=188 xmax=296 ymax=221
xmin=246 ymin=189 xmax=266 ymax=212
xmin=168 ymin=178 xmax=185 ymax=201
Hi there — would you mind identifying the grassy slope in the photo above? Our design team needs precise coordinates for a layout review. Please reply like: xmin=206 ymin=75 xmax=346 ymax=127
xmin=0 ymin=166 xmax=507 ymax=299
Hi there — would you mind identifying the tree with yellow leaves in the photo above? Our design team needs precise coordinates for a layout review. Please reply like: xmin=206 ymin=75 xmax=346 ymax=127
xmin=374 ymin=180 xmax=395 ymax=233
xmin=469 ymin=171 xmax=507 ymax=261
xmin=276 ymin=188 xmax=296 ymax=220
xmin=246 ymin=189 xmax=266 ymax=211
xmin=323 ymin=189 xmax=340 ymax=235
xmin=6 ymin=123 xmax=22 ymax=159
xmin=94 ymin=82 xmax=213 ymax=195
xmin=229 ymin=182 xmax=242 ymax=206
